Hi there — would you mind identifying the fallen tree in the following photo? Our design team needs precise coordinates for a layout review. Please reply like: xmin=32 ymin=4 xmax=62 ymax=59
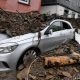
xmin=43 ymin=51 xmax=80 ymax=67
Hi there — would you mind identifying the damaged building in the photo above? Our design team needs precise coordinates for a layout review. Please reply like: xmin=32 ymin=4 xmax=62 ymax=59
xmin=0 ymin=0 xmax=80 ymax=18
xmin=41 ymin=0 xmax=80 ymax=18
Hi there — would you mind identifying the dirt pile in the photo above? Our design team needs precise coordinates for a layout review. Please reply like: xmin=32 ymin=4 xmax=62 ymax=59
xmin=0 ymin=10 xmax=80 ymax=37
xmin=0 ymin=10 xmax=46 ymax=36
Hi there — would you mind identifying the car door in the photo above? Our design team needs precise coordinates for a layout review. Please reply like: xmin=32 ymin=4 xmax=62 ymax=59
xmin=39 ymin=21 xmax=66 ymax=53
xmin=61 ymin=22 xmax=75 ymax=41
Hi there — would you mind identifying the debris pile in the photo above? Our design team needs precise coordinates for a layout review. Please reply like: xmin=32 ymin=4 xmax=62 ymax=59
xmin=0 ymin=10 xmax=80 ymax=80
xmin=0 ymin=10 xmax=46 ymax=36
xmin=0 ymin=10 xmax=80 ymax=37
xmin=28 ymin=40 xmax=80 ymax=80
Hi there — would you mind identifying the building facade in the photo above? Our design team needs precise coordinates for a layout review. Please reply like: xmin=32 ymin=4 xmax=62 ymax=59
xmin=0 ymin=0 xmax=41 ymax=13
xmin=41 ymin=0 xmax=80 ymax=18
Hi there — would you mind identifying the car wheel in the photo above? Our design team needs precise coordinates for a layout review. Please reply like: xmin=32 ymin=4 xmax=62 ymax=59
xmin=17 ymin=49 xmax=38 ymax=71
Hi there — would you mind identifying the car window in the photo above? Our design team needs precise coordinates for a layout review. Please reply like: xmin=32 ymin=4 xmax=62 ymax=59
xmin=62 ymin=22 xmax=71 ymax=29
xmin=49 ymin=21 xmax=63 ymax=32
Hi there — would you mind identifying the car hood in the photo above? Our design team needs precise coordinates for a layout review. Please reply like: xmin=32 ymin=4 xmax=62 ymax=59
xmin=0 ymin=34 xmax=9 ymax=41
xmin=0 ymin=33 xmax=36 ymax=44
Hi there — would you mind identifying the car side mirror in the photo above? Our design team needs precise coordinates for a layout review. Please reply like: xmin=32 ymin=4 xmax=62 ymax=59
xmin=44 ymin=29 xmax=52 ymax=35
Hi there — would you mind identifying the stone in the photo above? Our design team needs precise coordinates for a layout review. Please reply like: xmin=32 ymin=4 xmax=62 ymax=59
xmin=46 ymin=75 xmax=53 ymax=80
xmin=61 ymin=71 xmax=72 ymax=78
xmin=73 ymin=67 xmax=79 ymax=73
xmin=29 ymin=74 xmax=36 ymax=80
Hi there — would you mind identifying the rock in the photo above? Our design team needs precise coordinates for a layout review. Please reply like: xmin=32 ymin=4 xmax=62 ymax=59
xmin=48 ymin=69 xmax=53 ymax=75
xmin=29 ymin=74 xmax=36 ymax=80
xmin=73 ymin=67 xmax=79 ymax=73
xmin=6 ymin=29 xmax=12 ymax=37
xmin=56 ymin=49 xmax=64 ymax=54
xmin=38 ymin=74 xmax=45 ymax=77
xmin=17 ymin=64 xmax=24 ymax=71
xmin=60 ymin=71 xmax=72 ymax=78
xmin=46 ymin=75 xmax=53 ymax=80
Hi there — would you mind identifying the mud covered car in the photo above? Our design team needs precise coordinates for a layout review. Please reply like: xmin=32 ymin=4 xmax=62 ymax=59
xmin=0 ymin=19 xmax=75 ymax=71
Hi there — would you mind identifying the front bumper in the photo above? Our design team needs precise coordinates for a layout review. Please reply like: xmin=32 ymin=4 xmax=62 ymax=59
xmin=0 ymin=53 xmax=15 ymax=71
xmin=0 ymin=43 xmax=31 ymax=72
xmin=0 ymin=45 xmax=23 ymax=72
xmin=0 ymin=41 xmax=34 ymax=71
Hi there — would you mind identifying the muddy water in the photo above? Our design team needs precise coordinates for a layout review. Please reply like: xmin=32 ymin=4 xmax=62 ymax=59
xmin=0 ymin=71 xmax=17 ymax=80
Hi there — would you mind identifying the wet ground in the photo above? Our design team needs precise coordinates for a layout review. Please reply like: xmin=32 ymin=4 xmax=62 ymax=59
xmin=0 ymin=71 xmax=16 ymax=80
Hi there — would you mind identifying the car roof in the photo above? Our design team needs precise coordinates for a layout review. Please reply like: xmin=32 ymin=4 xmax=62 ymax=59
xmin=50 ymin=19 xmax=71 ymax=24
xmin=50 ymin=19 xmax=72 ymax=28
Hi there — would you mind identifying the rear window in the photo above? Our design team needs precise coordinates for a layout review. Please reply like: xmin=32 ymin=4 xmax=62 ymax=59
xmin=62 ymin=22 xmax=71 ymax=29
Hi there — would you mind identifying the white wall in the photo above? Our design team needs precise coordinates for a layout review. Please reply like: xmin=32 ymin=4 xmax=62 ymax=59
xmin=40 ymin=5 xmax=65 ymax=15
xmin=40 ymin=5 xmax=57 ymax=15
xmin=68 ymin=10 xmax=73 ymax=18
xmin=56 ymin=5 xmax=65 ymax=16
xmin=75 ymin=12 xmax=78 ymax=18
xmin=41 ymin=5 xmax=79 ymax=18
xmin=67 ymin=10 xmax=78 ymax=18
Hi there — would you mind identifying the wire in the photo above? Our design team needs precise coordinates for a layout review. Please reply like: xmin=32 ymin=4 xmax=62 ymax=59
xmin=37 ymin=31 xmax=41 ymax=47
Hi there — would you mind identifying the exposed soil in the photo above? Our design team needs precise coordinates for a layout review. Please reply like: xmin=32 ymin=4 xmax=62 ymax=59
xmin=0 ymin=71 xmax=16 ymax=80
xmin=0 ymin=10 xmax=46 ymax=37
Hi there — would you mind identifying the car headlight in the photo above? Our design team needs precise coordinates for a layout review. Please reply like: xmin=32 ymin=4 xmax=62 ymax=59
xmin=0 ymin=43 xmax=18 ymax=53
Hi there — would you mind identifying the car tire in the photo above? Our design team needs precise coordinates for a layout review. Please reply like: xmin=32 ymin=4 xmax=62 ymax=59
xmin=17 ymin=48 xmax=40 ymax=71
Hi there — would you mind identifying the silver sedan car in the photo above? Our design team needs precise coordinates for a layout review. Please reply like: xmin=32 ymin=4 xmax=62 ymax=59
xmin=0 ymin=19 xmax=75 ymax=71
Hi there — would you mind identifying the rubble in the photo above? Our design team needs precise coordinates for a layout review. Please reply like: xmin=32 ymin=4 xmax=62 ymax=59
xmin=0 ymin=10 xmax=80 ymax=80
xmin=57 ymin=71 xmax=72 ymax=78
xmin=0 ymin=71 xmax=16 ymax=80
xmin=28 ymin=40 xmax=80 ymax=80
xmin=45 ymin=75 xmax=53 ymax=80
xmin=0 ymin=10 xmax=46 ymax=37
xmin=29 ymin=74 xmax=36 ymax=80
xmin=73 ymin=67 xmax=79 ymax=73
xmin=0 ymin=10 xmax=80 ymax=37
